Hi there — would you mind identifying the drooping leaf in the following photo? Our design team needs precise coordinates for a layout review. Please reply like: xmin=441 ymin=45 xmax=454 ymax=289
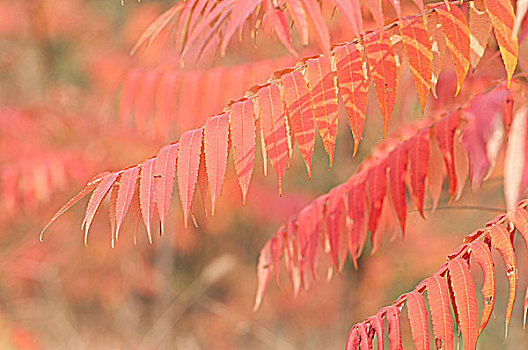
xmin=484 ymin=0 xmax=518 ymax=85
xmin=230 ymin=99 xmax=256 ymax=204
xmin=263 ymin=0 xmax=298 ymax=57
xmin=281 ymin=70 xmax=316 ymax=178
xmin=154 ymin=143 xmax=179 ymax=235
xmin=425 ymin=274 xmax=454 ymax=350
xmin=426 ymin=11 xmax=447 ymax=98
xmin=487 ymin=223 xmax=518 ymax=338
xmin=406 ymin=291 xmax=429 ymax=350
xmin=346 ymin=325 xmax=361 ymax=350
xmin=140 ymin=158 xmax=156 ymax=243
xmin=367 ymin=159 xmax=387 ymax=241
xmin=254 ymin=240 xmax=272 ymax=311
xmin=346 ymin=174 xmax=367 ymax=268
xmin=447 ymin=257 xmax=478 ymax=350
xmin=384 ymin=305 xmax=402 ymax=350
xmin=177 ymin=127 xmax=204 ymax=228
xmin=399 ymin=15 xmax=433 ymax=116
xmin=204 ymin=113 xmax=230 ymax=215
xmin=257 ymin=84 xmax=289 ymax=195
xmin=469 ymin=0 xmax=492 ymax=69
xmin=437 ymin=5 xmax=470 ymax=96
xmin=299 ymin=0 xmax=331 ymax=56
xmin=365 ymin=30 xmax=398 ymax=137
xmin=108 ymin=181 xmax=118 ymax=247
xmin=286 ymin=0 xmax=309 ymax=45
xmin=115 ymin=166 xmax=140 ymax=241
xmin=334 ymin=42 xmax=368 ymax=156
xmin=82 ymin=172 xmax=119 ymax=245
xmin=40 ymin=172 xmax=109 ymax=241
xmin=325 ymin=185 xmax=345 ymax=270
xmin=367 ymin=313 xmax=385 ymax=350
xmin=332 ymin=0 xmax=362 ymax=37
xmin=364 ymin=0 xmax=384 ymax=28
xmin=221 ymin=0 xmax=262 ymax=55
xmin=470 ymin=240 xmax=496 ymax=335
xmin=388 ymin=144 xmax=408 ymax=232
xmin=408 ymin=130 xmax=429 ymax=217
xmin=306 ymin=56 xmax=339 ymax=167
xmin=508 ymin=206 xmax=528 ymax=253
xmin=434 ymin=112 xmax=460 ymax=200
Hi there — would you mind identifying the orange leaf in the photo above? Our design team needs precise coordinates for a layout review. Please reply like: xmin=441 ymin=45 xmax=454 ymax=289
xmin=408 ymin=130 xmax=429 ymax=218
xmin=306 ymin=56 xmax=339 ymax=167
xmin=334 ymin=43 xmax=368 ymax=156
xmin=154 ymin=144 xmax=179 ymax=235
xmin=437 ymin=5 xmax=470 ymax=96
xmin=469 ymin=0 xmax=492 ymax=69
xmin=470 ymin=240 xmax=496 ymax=335
xmin=488 ymin=223 xmax=518 ymax=338
xmin=434 ymin=112 xmax=460 ymax=201
xmin=365 ymin=31 xmax=398 ymax=137
xmin=508 ymin=206 xmax=528 ymax=253
xmin=230 ymin=99 xmax=256 ymax=204
xmin=257 ymin=84 xmax=289 ymax=195
xmin=115 ymin=166 xmax=140 ymax=241
xmin=177 ymin=128 xmax=204 ymax=228
xmin=447 ymin=257 xmax=478 ymax=350
xmin=281 ymin=70 xmax=316 ymax=178
xmin=204 ymin=113 xmax=230 ymax=215
xmin=399 ymin=15 xmax=433 ymax=116
xmin=425 ymin=274 xmax=454 ymax=350
xmin=426 ymin=11 xmax=447 ymax=98
xmin=485 ymin=0 xmax=518 ymax=86
xmin=139 ymin=159 xmax=156 ymax=243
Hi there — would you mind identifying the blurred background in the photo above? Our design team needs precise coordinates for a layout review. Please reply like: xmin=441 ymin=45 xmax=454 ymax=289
xmin=0 ymin=0 xmax=527 ymax=348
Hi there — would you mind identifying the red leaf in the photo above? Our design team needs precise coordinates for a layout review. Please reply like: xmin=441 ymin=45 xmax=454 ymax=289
xmin=437 ymin=5 xmax=470 ymax=96
xmin=388 ymin=145 xmax=408 ymax=233
xmin=257 ymin=84 xmax=289 ymax=195
xmin=82 ymin=172 xmax=119 ymax=245
xmin=470 ymin=240 xmax=496 ymax=335
xmin=399 ymin=15 xmax=433 ymax=116
xmin=484 ymin=0 xmax=518 ymax=85
xmin=367 ymin=160 xmax=387 ymax=241
xmin=221 ymin=0 xmax=262 ymax=55
xmin=425 ymin=274 xmax=454 ymax=350
xmin=286 ymin=0 xmax=309 ymax=45
xmin=41 ymin=173 xmax=109 ymax=241
xmin=154 ymin=143 xmax=179 ymax=235
xmin=346 ymin=174 xmax=367 ymax=268
xmin=334 ymin=43 xmax=368 ymax=156
xmin=408 ymin=130 xmax=429 ymax=218
xmin=406 ymin=291 xmax=429 ymax=350
xmin=384 ymin=305 xmax=402 ymax=350
xmin=306 ymin=56 xmax=339 ymax=167
xmin=299 ymin=0 xmax=331 ymax=56
xmin=488 ymin=223 xmax=518 ymax=338
xmin=434 ymin=112 xmax=460 ymax=200
xmin=448 ymin=257 xmax=478 ymax=350
xmin=332 ymin=0 xmax=362 ymax=37
xmin=115 ymin=166 xmax=139 ymax=241
xmin=365 ymin=31 xmax=398 ymax=137
xmin=205 ymin=113 xmax=230 ymax=215
xmin=263 ymin=0 xmax=298 ymax=57
xmin=230 ymin=99 xmax=256 ymax=204
xmin=325 ymin=185 xmax=345 ymax=270
xmin=177 ymin=128 xmax=204 ymax=228
xmin=367 ymin=313 xmax=385 ymax=350
xmin=140 ymin=159 xmax=156 ymax=243
xmin=281 ymin=70 xmax=316 ymax=178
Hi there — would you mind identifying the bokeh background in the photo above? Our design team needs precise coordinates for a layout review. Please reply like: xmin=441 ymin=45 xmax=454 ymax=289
xmin=0 ymin=0 xmax=527 ymax=349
